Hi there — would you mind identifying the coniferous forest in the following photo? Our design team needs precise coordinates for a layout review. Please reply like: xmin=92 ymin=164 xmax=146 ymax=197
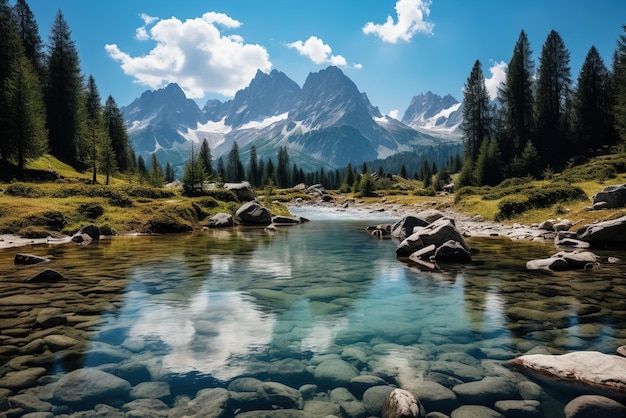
xmin=460 ymin=28 xmax=626 ymax=187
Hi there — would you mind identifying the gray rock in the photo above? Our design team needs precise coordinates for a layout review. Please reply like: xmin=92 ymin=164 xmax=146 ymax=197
xmin=272 ymin=215 xmax=304 ymax=225
xmin=564 ymin=395 xmax=626 ymax=418
xmin=415 ymin=209 xmax=446 ymax=224
xmin=330 ymin=387 xmax=366 ymax=418
xmin=511 ymin=351 xmax=626 ymax=397
xmin=224 ymin=181 xmax=255 ymax=201
xmin=526 ymin=257 xmax=570 ymax=271
xmin=391 ymin=216 xmax=429 ymax=240
xmin=52 ymin=368 xmax=131 ymax=404
xmin=257 ymin=381 xmax=303 ymax=410
xmin=452 ymin=377 xmax=518 ymax=405
xmin=397 ymin=218 xmax=470 ymax=258
xmin=169 ymin=387 xmax=232 ymax=418
xmin=537 ymin=220 xmax=554 ymax=231
xmin=404 ymin=381 xmax=458 ymax=415
xmin=206 ymin=213 xmax=233 ymax=228
xmin=314 ymin=359 xmax=359 ymax=389
xmin=122 ymin=398 xmax=169 ymax=416
xmin=577 ymin=215 xmax=626 ymax=243
xmin=8 ymin=393 xmax=52 ymax=413
xmin=14 ymin=253 xmax=50 ymax=265
xmin=35 ymin=308 xmax=66 ymax=329
xmin=553 ymin=219 xmax=573 ymax=231
xmin=350 ymin=375 xmax=387 ymax=397
xmin=429 ymin=361 xmax=483 ymax=382
xmin=363 ymin=385 xmax=395 ymax=416
xmin=450 ymin=405 xmax=505 ymax=418
xmin=43 ymin=335 xmax=79 ymax=351
xmin=592 ymin=183 xmax=626 ymax=209
xmin=236 ymin=201 xmax=273 ymax=225
xmin=130 ymin=381 xmax=171 ymax=399
xmin=228 ymin=377 xmax=263 ymax=392
xmin=71 ymin=224 xmax=100 ymax=245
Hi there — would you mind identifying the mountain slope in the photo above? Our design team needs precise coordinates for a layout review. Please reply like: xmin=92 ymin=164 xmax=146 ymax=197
xmin=122 ymin=67 xmax=461 ymax=173
xmin=402 ymin=91 xmax=463 ymax=138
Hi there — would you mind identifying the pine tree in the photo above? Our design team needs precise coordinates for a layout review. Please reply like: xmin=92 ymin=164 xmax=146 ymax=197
xmin=104 ymin=95 xmax=131 ymax=172
xmin=225 ymin=141 xmax=244 ymax=182
xmin=263 ymin=158 xmax=275 ymax=186
xmin=199 ymin=138 xmax=213 ymax=178
xmin=45 ymin=11 xmax=82 ymax=163
xmin=2 ymin=55 xmax=47 ymax=172
xmin=247 ymin=145 xmax=259 ymax=186
xmin=612 ymin=25 xmax=626 ymax=147
xmin=216 ymin=157 xmax=225 ymax=181
xmin=535 ymin=30 xmax=572 ymax=167
xmin=136 ymin=155 xmax=148 ymax=184
xmin=164 ymin=162 xmax=175 ymax=183
xmin=276 ymin=146 xmax=290 ymax=187
xmin=573 ymin=46 xmax=615 ymax=152
xmin=498 ymin=30 xmax=535 ymax=161
xmin=100 ymin=135 xmax=116 ymax=185
xmin=149 ymin=153 xmax=164 ymax=187
xmin=461 ymin=60 xmax=492 ymax=163
xmin=182 ymin=144 xmax=205 ymax=193
xmin=84 ymin=75 xmax=103 ymax=184
xmin=12 ymin=0 xmax=44 ymax=78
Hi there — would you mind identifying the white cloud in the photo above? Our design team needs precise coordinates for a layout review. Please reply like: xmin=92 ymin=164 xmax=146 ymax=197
xmin=388 ymin=109 xmax=400 ymax=119
xmin=354 ymin=63 xmax=363 ymax=70
xmin=105 ymin=12 xmax=272 ymax=98
xmin=363 ymin=0 xmax=434 ymax=43
xmin=287 ymin=36 xmax=348 ymax=67
xmin=485 ymin=60 xmax=507 ymax=100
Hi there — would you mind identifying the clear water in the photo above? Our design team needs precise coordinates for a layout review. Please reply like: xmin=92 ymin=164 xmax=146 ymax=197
xmin=0 ymin=207 xmax=625 ymax=416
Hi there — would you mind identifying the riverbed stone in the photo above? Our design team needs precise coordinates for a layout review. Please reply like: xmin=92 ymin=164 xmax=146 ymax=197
xmin=577 ymin=215 xmax=626 ymax=243
xmin=170 ymin=387 xmax=232 ymax=418
xmin=314 ymin=359 xmax=359 ymax=389
xmin=429 ymin=361 xmax=483 ymax=382
xmin=206 ymin=212 xmax=233 ymax=228
xmin=42 ymin=334 xmax=79 ymax=351
xmin=564 ymin=395 xmax=626 ymax=418
xmin=257 ymin=381 xmax=303 ymax=410
xmin=511 ymin=351 xmax=626 ymax=396
xmin=0 ymin=367 xmax=47 ymax=391
xmin=362 ymin=385 xmax=395 ymax=416
xmin=391 ymin=216 xmax=429 ymax=240
xmin=404 ymin=381 xmax=458 ymax=415
xmin=8 ymin=392 xmax=52 ymax=413
xmin=452 ymin=377 xmax=519 ymax=405
xmin=14 ymin=253 xmax=50 ymax=265
xmin=350 ymin=375 xmax=387 ymax=397
xmin=122 ymin=397 xmax=169 ymax=416
xmin=382 ymin=388 xmax=424 ymax=418
xmin=450 ymin=405 xmax=505 ymax=418
xmin=130 ymin=381 xmax=171 ymax=399
xmin=52 ymin=368 xmax=131 ymax=404
xmin=494 ymin=400 xmax=541 ymax=417
xmin=330 ymin=387 xmax=366 ymax=418
xmin=396 ymin=218 xmax=470 ymax=258
xmin=35 ymin=308 xmax=67 ymax=329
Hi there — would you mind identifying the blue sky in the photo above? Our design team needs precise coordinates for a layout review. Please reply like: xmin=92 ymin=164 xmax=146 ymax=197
xmin=26 ymin=0 xmax=626 ymax=117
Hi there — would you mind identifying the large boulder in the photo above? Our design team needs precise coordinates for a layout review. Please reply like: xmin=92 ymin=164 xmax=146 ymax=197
xmin=577 ymin=215 xmax=626 ymax=243
xmin=526 ymin=250 xmax=599 ymax=271
xmin=391 ymin=216 xmax=429 ymax=240
xmin=314 ymin=359 xmax=359 ymax=389
xmin=381 ymin=388 xmax=424 ymax=418
xmin=14 ymin=253 xmax=50 ymax=265
xmin=235 ymin=201 xmax=272 ymax=225
xmin=224 ymin=181 xmax=255 ymax=202
xmin=564 ymin=395 xmax=626 ymax=418
xmin=71 ymin=224 xmax=100 ymax=245
xmin=592 ymin=184 xmax=626 ymax=209
xmin=511 ymin=351 xmax=626 ymax=398
xmin=396 ymin=218 xmax=470 ymax=258
xmin=206 ymin=213 xmax=233 ymax=228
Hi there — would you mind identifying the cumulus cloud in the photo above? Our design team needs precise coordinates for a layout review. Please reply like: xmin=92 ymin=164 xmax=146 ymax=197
xmin=287 ymin=36 xmax=348 ymax=67
xmin=485 ymin=60 xmax=507 ymax=100
xmin=105 ymin=12 xmax=272 ymax=98
xmin=363 ymin=0 xmax=434 ymax=43
xmin=388 ymin=109 xmax=400 ymax=119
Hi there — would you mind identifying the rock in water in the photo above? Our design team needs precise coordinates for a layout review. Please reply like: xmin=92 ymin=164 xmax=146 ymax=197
xmin=52 ymin=368 xmax=131 ymax=405
xmin=14 ymin=253 xmax=50 ymax=265
xmin=382 ymin=388 xmax=423 ymax=418
xmin=235 ymin=201 xmax=272 ymax=225
xmin=24 ymin=269 xmax=64 ymax=282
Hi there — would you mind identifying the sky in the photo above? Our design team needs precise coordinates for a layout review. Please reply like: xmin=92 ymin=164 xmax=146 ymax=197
xmin=25 ymin=0 xmax=626 ymax=118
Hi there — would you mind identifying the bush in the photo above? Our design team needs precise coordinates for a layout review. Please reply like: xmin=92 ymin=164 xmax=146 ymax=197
xmin=18 ymin=226 xmax=50 ymax=238
xmin=202 ymin=188 xmax=239 ymax=202
xmin=495 ymin=195 xmax=529 ymax=220
xmin=122 ymin=185 xmax=176 ymax=199
xmin=5 ymin=183 xmax=46 ymax=198
xmin=495 ymin=182 xmax=587 ymax=220
xmin=196 ymin=197 xmax=219 ymax=209
xmin=27 ymin=211 xmax=66 ymax=230
xmin=77 ymin=202 xmax=104 ymax=219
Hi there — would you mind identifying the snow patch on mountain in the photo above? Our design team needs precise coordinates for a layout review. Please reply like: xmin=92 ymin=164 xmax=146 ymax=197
xmin=239 ymin=112 xmax=289 ymax=130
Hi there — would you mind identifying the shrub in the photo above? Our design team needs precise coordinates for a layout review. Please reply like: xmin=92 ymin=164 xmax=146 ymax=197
xmin=18 ymin=226 xmax=50 ymax=238
xmin=495 ymin=195 xmax=529 ymax=220
xmin=28 ymin=211 xmax=66 ymax=230
xmin=495 ymin=182 xmax=587 ymax=220
xmin=195 ymin=196 xmax=219 ymax=209
xmin=122 ymin=186 xmax=176 ymax=199
xmin=5 ymin=183 xmax=46 ymax=198
xmin=77 ymin=202 xmax=104 ymax=219
xmin=203 ymin=188 xmax=239 ymax=202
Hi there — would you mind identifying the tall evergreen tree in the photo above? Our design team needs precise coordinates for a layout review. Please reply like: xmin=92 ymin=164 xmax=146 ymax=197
xmin=225 ymin=141 xmax=244 ymax=182
xmin=612 ymin=25 xmax=626 ymax=147
xmin=182 ymin=144 xmax=205 ymax=193
xmin=247 ymin=145 xmax=259 ymax=186
xmin=45 ymin=11 xmax=83 ymax=163
xmin=276 ymin=146 xmax=290 ymax=187
xmin=84 ymin=75 xmax=104 ymax=183
xmin=498 ymin=30 xmax=535 ymax=161
xmin=2 ymin=55 xmax=47 ymax=171
xmin=104 ymin=95 xmax=130 ymax=173
xmin=461 ymin=60 xmax=491 ymax=163
xmin=0 ymin=0 xmax=22 ymax=162
xmin=12 ymin=0 xmax=44 ymax=77
xmin=263 ymin=158 xmax=275 ymax=186
xmin=164 ymin=161 xmax=175 ymax=183
xmin=573 ymin=46 xmax=615 ymax=151
xmin=199 ymin=138 xmax=213 ymax=178
xmin=149 ymin=153 xmax=164 ymax=187
xmin=136 ymin=155 xmax=148 ymax=184
xmin=534 ymin=30 xmax=572 ymax=166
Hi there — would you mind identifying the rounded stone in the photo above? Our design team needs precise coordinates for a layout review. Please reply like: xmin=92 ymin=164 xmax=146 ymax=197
xmin=314 ymin=359 xmax=359 ymax=389
xmin=564 ymin=395 xmax=626 ymax=418
xmin=52 ymin=368 xmax=131 ymax=404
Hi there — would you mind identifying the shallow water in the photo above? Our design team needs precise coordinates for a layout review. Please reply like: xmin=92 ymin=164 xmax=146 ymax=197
xmin=0 ymin=208 xmax=625 ymax=416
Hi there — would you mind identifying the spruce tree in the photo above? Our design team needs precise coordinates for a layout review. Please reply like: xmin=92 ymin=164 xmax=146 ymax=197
xmin=573 ymin=46 xmax=615 ymax=152
xmin=2 ymin=55 xmax=47 ymax=172
xmin=535 ymin=30 xmax=572 ymax=167
xmin=149 ymin=153 xmax=164 ymax=187
xmin=199 ymin=138 xmax=213 ymax=178
xmin=12 ymin=0 xmax=44 ymax=78
xmin=136 ymin=155 xmax=148 ymax=184
xmin=216 ymin=156 xmax=225 ymax=181
xmin=104 ymin=95 xmax=131 ymax=172
xmin=461 ymin=60 xmax=491 ymax=163
xmin=164 ymin=162 xmax=175 ymax=183
xmin=84 ymin=75 xmax=103 ymax=183
xmin=612 ymin=25 xmax=626 ymax=147
xmin=0 ymin=0 xmax=22 ymax=162
xmin=247 ymin=145 xmax=259 ymax=186
xmin=498 ymin=30 xmax=535 ymax=161
xmin=45 ymin=11 xmax=82 ymax=163
xmin=182 ymin=144 xmax=205 ymax=193
xmin=225 ymin=141 xmax=244 ymax=182
xmin=276 ymin=146 xmax=290 ymax=187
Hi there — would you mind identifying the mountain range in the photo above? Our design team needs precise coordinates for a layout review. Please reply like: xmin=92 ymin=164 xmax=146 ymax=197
xmin=121 ymin=66 xmax=462 ymax=173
